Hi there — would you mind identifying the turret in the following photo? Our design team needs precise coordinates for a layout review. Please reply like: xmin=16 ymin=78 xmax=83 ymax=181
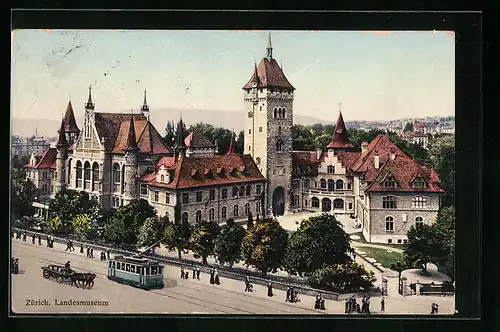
xmin=141 ymin=89 xmax=150 ymax=121
xmin=63 ymin=99 xmax=80 ymax=145
xmin=326 ymin=107 xmax=354 ymax=152
xmin=55 ymin=118 xmax=68 ymax=194
xmin=123 ymin=115 xmax=139 ymax=205
xmin=174 ymin=117 xmax=186 ymax=158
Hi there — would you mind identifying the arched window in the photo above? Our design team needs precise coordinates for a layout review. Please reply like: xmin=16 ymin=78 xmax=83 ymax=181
xmin=304 ymin=179 xmax=310 ymax=188
xmin=276 ymin=139 xmax=283 ymax=152
xmin=67 ymin=159 xmax=72 ymax=185
xmin=320 ymin=179 xmax=327 ymax=189
xmin=195 ymin=210 xmax=202 ymax=223
xmin=113 ymin=163 xmax=121 ymax=192
xmin=327 ymin=179 xmax=335 ymax=191
xmin=221 ymin=206 xmax=227 ymax=219
xmin=76 ymin=160 xmax=83 ymax=188
xmin=415 ymin=216 xmax=424 ymax=226
xmin=42 ymin=183 xmax=47 ymax=193
xmin=92 ymin=162 xmax=99 ymax=191
xmin=209 ymin=208 xmax=215 ymax=221
xmin=386 ymin=216 xmax=394 ymax=231
xmin=336 ymin=179 xmax=344 ymax=190
xmin=83 ymin=161 xmax=91 ymax=190
xmin=383 ymin=196 xmax=397 ymax=209
xmin=256 ymin=201 xmax=261 ymax=213
xmin=232 ymin=187 xmax=238 ymax=197
xmin=244 ymin=203 xmax=251 ymax=216
xmin=333 ymin=198 xmax=344 ymax=209
xmin=239 ymin=186 xmax=245 ymax=197
xmin=282 ymin=108 xmax=286 ymax=118
xmin=161 ymin=174 xmax=164 ymax=182
xmin=182 ymin=212 xmax=189 ymax=223
xmin=246 ymin=185 xmax=252 ymax=196
xmin=311 ymin=197 xmax=320 ymax=208
xmin=233 ymin=204 xmax=239 ymax=217
xmin=274 ymin=108 xmax=278 ymax=118
xmin=327 ymin=165 xmax=335 ymax=174
xmin=278 ymin=126 xmax=282 ymax=133
xmin=256 ymin=157 xmax=261 ymax=165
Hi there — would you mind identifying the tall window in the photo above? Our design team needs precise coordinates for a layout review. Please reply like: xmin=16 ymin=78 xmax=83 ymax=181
xmin=320 ymin=179 xmax=327 ymax=189
xmin=182 ymin=212 xmax=188 ymax=223
xmin=293 ymin=195 xmax=300 ymax=206
xmin=276 ymin=139 xmax=283 ymax=152
xmin=113 ymin=163 xmax=120 ymax=192
xmin=256 ymin=157 xmax=261 ymax=165
xmin=336 ymin=179 xmax=344 ymax=190
xmin=238 ymin=186 xmax=244 ymax=197
xmin=160 ymin=175 xmax=164 ymax=182
xmin=67 ymin=159 xmax=72 ymax=185
xmin=42 ymin=183 xmax=47 ymax=193
xmin=311 ymin=197 xmax=320 ymax=208
xmin=232 ymin=187 xmax=238 ymax=197
xmin=412 ymin=196 xmax=426 ymax=208
xmin=327 ymin=165 xmax=335 ymax=174
xmin=209 ymin=189 xmax=215 ymax=201
xmin=386 ymin=216 xmax=394 ymax=232
xmin=196 ymin=191 xmax=203 ymax=202
xmin=383 ymin=176 xmax=397 ymax=188
xmin=195 ymin=210 xmax=202 ymax=222
xmin=43 ymin=172 xmax=47 ymax=179
xmin=209 ymin=208 xmax=215 ymax=221
xmin=92 ymin=162 xmax=99 ymax=191
xmin=182 ymin=193 xmax=189 ymax=204
xmin=222 ymin=188 xmax=228 ymax=199
xmin=304 ymin=179 xmax=310 ymax=188
xmin=140 ymin=184 xmax=148 ymax=196
xmin=221 ymin=206 xmax=227 ymax=219
xmin=244 ymin=203 xmax=250 ymax=216
xmin=278 ymin=126 xmax=282 ymax=133
xmin=328 ymin=179 xmax=335 ymax=191
xmin=76 ymin=160 xmax=83 ymax=188
xmin=256 ymin=201 xmax=261 ymax=213
xmin=292 ymin=180 xmax=300 ymax=189
xmin=233 ymin=205 xmax=239 ymax=217
xmin=154 ymin=191 xmax=159 ymax=202
xmin=165 ymin=193 xmax=170 ymax=204
xmin=415 ymin=216 xmax=424 ymax=226
xmin=84 ymin=161 xmax=91 ymax=190
xmin=383 ymin=196 xmax=397 ymax=209
xmin=256 ymin=185 xmax=262 ymax=195
xmin=273 ymin=108 xmax=278 ymax=118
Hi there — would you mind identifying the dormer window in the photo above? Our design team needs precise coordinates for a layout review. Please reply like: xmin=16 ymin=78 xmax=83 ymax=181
xmin=160 ymin=175 xmax=164 ymax=182
xmin=383 ymin=176 xmax=397 ymax=188
xmin=327 ymin=165 xmax=335 ymax=174
xmin=412 ymin=177 xmax=425 ymax=189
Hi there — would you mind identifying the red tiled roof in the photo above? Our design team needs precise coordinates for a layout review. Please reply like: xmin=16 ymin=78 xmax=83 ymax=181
xmin=335 ymin=151 xmax=362 ymax=175
xmin=242 ymin=58 xmax=295 ymax=90
xmin=124 ymin=116 xmax=139 ymax=152
xmin=184 ymin=130 xmax=214 ymax=149
xmin=94 ymin=113 xmax=147 ymax=151
xmin=137 ymin=121 xmax=172 ymax=154
xmin=140 ymin=154 xmax=266 ymax=190
xmin=327 ymin=111 xmax=354 ymax=149
xmin=24 ymin=148 xmax=57 ymax=169
xmin=56 ymin=119 xmax=68 ymax=147
xmin=63 ymin=101 xmax=80 ymax=133
xmin=364 ymin=156 xmax=444 ymax=193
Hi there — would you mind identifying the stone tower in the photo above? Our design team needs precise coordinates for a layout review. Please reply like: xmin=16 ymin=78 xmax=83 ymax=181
xmin=123 ymin=115 xmax=139 ymax=204
xmin=242 ymin=32 xmax=295 ymax=216
xmin=55 ymin=118 xmax=68 ymax=194
xmin=83 ymin=85 xmax=95 ymax=141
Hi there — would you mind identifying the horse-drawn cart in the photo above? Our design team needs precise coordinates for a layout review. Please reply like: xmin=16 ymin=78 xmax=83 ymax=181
xmin=42 ymin=264 xmax=74 ymax=284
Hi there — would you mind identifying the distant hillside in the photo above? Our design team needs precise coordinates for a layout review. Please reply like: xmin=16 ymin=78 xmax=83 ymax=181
xmin=11 ymin=109 xmax=332 ymax=137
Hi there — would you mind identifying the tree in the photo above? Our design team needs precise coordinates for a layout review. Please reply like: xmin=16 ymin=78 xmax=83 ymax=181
xmin=404 ymin=122 xmax=414 ymax=133
xmin=12 ymin=154 xmax=31 ymax=170
xmin=246 ymin=212 xmax=254 ymax=229
xmin=164 ymin=120 xmax=177 ymax=147
xmin=283 ymin=213 xmax=352 ymax=276
xmin=11 ymin=168 xmax=38 ymax=221
xmin=138 ymin=215 xmax=168 ymax=250
xmin=307 ymin=261 xmax=376 ymax=293
xmin=104 ymin=199 xmax=157 ymax=248
xmin=292 ymin=124 xmax=315 ymax=151
xmin=48 ymin=190 xmax=99 ymax=235
xmin=433 ymin=206 xmax=455 ymax=280
xmin=428 ymin=135 xmax=455 ymax=206
xmin=43 ymin=216 xmax=63 ymax=235
xmin=214 ymin=220 xmax=245 ymax=267
xmin=404 ymin=223 xmax=441 ymax=273
xmin=242 ymin=217 xmax=289 ymax=275
xmin=189 ymin=220 xmax=221 ymax=264
xmin=236 ymin=130 xmax=244 ymax=154
xmin=71 ymin=214 xmax=93 ymax=240
xmin=163 ymin=218 xmax=192 ymax=260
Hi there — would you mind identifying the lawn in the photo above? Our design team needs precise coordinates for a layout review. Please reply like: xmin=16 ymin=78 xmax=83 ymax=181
xmin=354 ymin=246 xmax=405 ymax=269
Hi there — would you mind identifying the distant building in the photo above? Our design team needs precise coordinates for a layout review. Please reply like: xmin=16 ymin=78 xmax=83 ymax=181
xmin=12 ymin=136 xmax=51 ymax=158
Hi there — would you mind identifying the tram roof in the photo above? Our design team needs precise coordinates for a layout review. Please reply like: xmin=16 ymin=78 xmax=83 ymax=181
xmin=112 ymin=255 xmax=162 ymax=266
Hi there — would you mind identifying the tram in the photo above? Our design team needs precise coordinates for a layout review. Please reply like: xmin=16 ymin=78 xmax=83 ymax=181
xmin=107 ymin=255 xmax=165 ymax=289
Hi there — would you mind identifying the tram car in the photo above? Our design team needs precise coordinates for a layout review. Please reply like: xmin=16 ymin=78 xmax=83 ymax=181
xmin=107 ymin=255 xmax=165 ymax=289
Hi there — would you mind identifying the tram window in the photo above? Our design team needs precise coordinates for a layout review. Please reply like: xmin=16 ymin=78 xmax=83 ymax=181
xmin=146 ymin=267 xmax=150 ymax=275
xmin=112 ymin=261 xmax=115 ymax=268
xmin=126 ymin=264 xmax=130 ymax=272
xmin=131 ymin=265 xmax=136 ymax=273
xmin=159 ymin=266 xmax=163 ymax=275
xmin=108 ymin=261 xmax=112 ymax=268
xmin=151 ymin=266 xmax=158 ymax=275
xmin=138 ymin=267 xmax=143 ymax=275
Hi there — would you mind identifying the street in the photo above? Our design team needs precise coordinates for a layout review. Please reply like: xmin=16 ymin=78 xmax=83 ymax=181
xmin=11 ymin=238 xmax=455 ymax=315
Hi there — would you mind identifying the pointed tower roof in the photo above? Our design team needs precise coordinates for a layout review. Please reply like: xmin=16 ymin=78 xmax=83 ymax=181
xmin=56 ymin=118 xmax=68 ymax=148
xmin=86 ymin=85 xmax=95 ymax=110
xmin=252 ymin=62 xmax=260 ymax=84
xmin=124 ymin=115 xmax=139 ymax=152
xmin=327 ymin=111 xmax=354 ymax=150
xmin=267 ymin=31 xmax=273 ymax=59
xmin=174 ymin=118 xmax=186 ymax=150
xmin=63 ymin=100 xmax=80 ymax=133
xmin=141 ymin=89 xmax=149 ymax=113
xmin=226 ymin=131 xmax=237 ymax=155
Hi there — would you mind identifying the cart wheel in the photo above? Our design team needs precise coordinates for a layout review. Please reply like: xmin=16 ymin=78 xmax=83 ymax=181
xmin=43 ymin=270 xmax=50 ymax=279
xmin=56 ymin=276 xmax=64 ymax=284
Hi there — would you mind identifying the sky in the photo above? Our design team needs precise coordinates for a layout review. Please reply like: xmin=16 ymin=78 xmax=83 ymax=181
xmin=11 ymin=30 xmax=455 ymax=123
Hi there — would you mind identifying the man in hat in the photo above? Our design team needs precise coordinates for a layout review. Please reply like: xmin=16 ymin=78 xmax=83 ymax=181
xmin=180 ymin=267 xmax=185 ymax=279
xmin=32 ymin=234 xmax=36 ymax=244
xmin=380 ymin=297 xmax=385 ymax=313
xmin=38 ymin=234 xmax=42 ymax=245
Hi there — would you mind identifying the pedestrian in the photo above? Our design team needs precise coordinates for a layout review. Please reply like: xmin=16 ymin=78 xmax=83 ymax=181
xmin=245 ymin=276 xmax=250 ymax=292
xmin=267 ymin=282 xmax=273 ymax=297
xmin=380 ymin=297 xmax=385 ymax=313
xmin=100 ymin=251 xmax=106 ymax=261
xmin=70 ymin=240 xmax=75 ymax=251
xmin=286 ymin=287 xmax=291 ymax=302
xmin=23 ymin=231 xmax=27 ymax=242
xmin=431 ymin=303 xmax=435 ymax=314
xmin=353 ymin=251 xmax=356 ymax=260
xmin=214 ymin=268 xmax=220 ymax=285
xmin=434 ymin=303 xmax=439 ymax=314
xmin=32 ymin=234 xmax=36 ymax=244
xmin=65 ymin=240 xmax=71 ymax=252
xmin=86 ymin=247 xmax=90 ymax=258
xmin=46 ymin=236 xmax=50 ymax=247
xmin=196 ymin=267 xmax=200 ymax=280
xmin=107 ymin=249 xmax=111 ymax=260
xmin=38 ymin=235 xmax=42 ymax=245
xmin=192 ymin=267 xmax=196 ymax=279
xmin=90 ymin=248 xmax=94 ymax=258
xmin=345 ymin=299 xmax=349 ymax=314
xmin=209 ymin=268 xmax=215 ymax=284
xmin=181 ymin=267 xmax=185 ymax=279
xmin=80 ymin=244 xmax=84 ymax=253
xmin=315 ymin=293 xmax=320 ymax=309
xmin=320 ymin=294 xmax=325 ymax=310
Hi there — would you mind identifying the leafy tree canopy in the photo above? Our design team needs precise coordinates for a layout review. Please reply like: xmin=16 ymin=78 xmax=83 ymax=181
xmin=307 ymin=261 xmax=376 ymax=293
xmin=214 ymin=220 xmax=245 ymax=267
xmin=138 ymin=215 xmax=168 ymax=249
xmin=428 ymin=135 xmax=455 ymax=207
xmin=163 ymin=218 xmax=193 ymax=259
xmin=11 ymin=168 xmax=38 ymax=221
xmin=189 ymin=219 xmax=221 ymax=264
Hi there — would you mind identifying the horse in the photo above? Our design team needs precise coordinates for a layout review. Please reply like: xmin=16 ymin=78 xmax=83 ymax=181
xmin=69 ymin=273 xmax=85 ymax=288
xmin=84 ymin=273 xmax=96 ymax=289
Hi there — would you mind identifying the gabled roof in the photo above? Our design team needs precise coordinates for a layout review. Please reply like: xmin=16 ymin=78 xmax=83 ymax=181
xmin=327 ymin=111 xmax=354 ymax=149
xmin=124 ymin=116 xmax=139 ymax=152
xmin=56 ymin=119 xmax=68 ymax=148
xmin=242 ymin=57 xmax=295 ymax=90
xmin=137 ymin=121 xmax=172 ymax=154
xmin=63 ymin=101 xmax=80 ymax=133
xmin=94 ymin=113 xmax=147 ymax=151
xmin=291 ymin=150 xmax=361 ymax=176
xmin=24 ymin=148 xmax=57 ymax=169
xmin=139 ymin=154 xmax=266 ymax=190
xmin=184 ymin=130 xmax=214 ymax=149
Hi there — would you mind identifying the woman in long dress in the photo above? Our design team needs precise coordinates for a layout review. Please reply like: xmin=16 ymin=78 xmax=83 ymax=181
xmin=214 ymin=268 xmax=220 ymax=285
xmin=267 ymin=282 xmax=273 ymax=297
xmin=209 ymin=268 xmax=215 ymax=284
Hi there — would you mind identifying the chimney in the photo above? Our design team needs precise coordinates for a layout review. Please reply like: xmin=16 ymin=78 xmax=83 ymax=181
xmin=389 ymin=147 xmax=396 ymax=160
xmin=316 ymin=148 xmax=322 ymax=160
xmin=361 ymin=142 xmax=369 ymax=153
xmin=374 ymin=150 xmax=380 ymax=169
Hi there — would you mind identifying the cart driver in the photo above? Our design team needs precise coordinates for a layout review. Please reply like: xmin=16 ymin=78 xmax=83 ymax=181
xmin=65 ymin=261 xmax=72 ymax=273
